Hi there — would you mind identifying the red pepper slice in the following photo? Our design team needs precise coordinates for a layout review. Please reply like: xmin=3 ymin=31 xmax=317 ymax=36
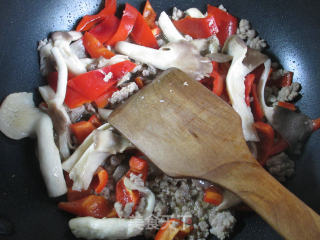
xmin=93 ymin=86 xmax=118 ymax=108
xmin=174 ymin=16 xmax=218 ymax=39
xmin=142 ymin=0 xmax=157 ymax=28
xmin=211 ymin=61 xmax=230 ymax=97
xmin=270 ymin=135 xmax=289 ymax=156
xmin=88 ymin=114 xmax=102 ymax=128
xmin=278 ymin=101 xmax=297 ymax=111
xmin=155 ymin=219 xmax=183 ymax=240
xmin=115 ymin=178 xmax=140 ymax=213
xmin=131 ymin=12 xmax=159 ymax=48
xmin=203 ymin=187 xmax=223 ymax=206
xmin=244 ymin=74 xmax=255 ymax=106
xmin=107 ymin=3 xmax=139 ymax=46
xmin=67 ymin=60 xmax=136 ymax=101
xmin=89 ymin=15 xmax=120 ymax=44
xmin=267 ymin=71 xmax=293 ymax=88
xmin=253 ymin=122 xmax=275 ymax=165
xmin=251 ymin=83 xmax=264 ymax=122
xmin=67 ymin=188 xmax=92 ymax=202
xmin=76 ymin=0 xmax=117 ymax=32
xmin=70 ymin=121 xmax=96 ymax=144
xmin=135 ymin=77 xmax=144 ymax=89
xmin=47 ymin=72 xmax=91 ymax=109
xmin=91 ymin=166 xmax=109 ymax=194
xmin=207 ymin=4 xmax=238 ymax=46
xmin=128 ymin=156 xmax=148 ymax=182
xmin=58 ymin=195 xmax=112 ymax=218
xmin=83 ymin=32 xmax=115 ymax=59
xmin=312 ymin=118 xmax=320 ymax=132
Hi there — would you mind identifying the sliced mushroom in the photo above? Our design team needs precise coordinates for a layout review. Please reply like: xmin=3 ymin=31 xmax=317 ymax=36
xmin=158 ymin=11 xmax=185 ymax=42
xmin=223 ymin=35 xmax=268 ymax=141
xmin=115 ymin=40 xmax=212 ymax=80
xmin=52 ymin=31 xmax=87 ymax=75
xmin=185 ymin=8 xmax=205 ymax=18
xmin=0 ymin=92 xmax=67 ymax=197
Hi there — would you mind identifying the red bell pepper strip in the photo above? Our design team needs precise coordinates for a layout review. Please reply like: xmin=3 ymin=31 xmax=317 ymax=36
xmin=116 ymin=177 xmax=141 ymax=213
xmin=131 ymin=12 xmax=159 ymax=48
xmin=142 ymin=0 xmax=157 ymax=28
xmin=67 ymin=188 xmax=92 ymax=202
xmin=244 ymin=74 xmax=255 ymax=106
xmin=174 ymin=16 xmax=219 ymax=39
xmin=76 ymin=0 xmax=117 ymax=32
xmin=93 ymin=86 xmax=118 ymax=108
xmin=83 ymin=32 xmax=115 ymax=59
xmin=88 ymin=114 xmax=102 ymax=128
xmin=278 ymin=101 xmax=297 ymax=111
xmin=70 ymin=121 xmax=96 ymax=144
xmin=155 ymin=219 xmax=183 ymax=240
xmin=312 ymin=118 xmax=320 ymax=132
xmin=107 ymin=3 xmax=139 ymax=46
xmin=253 ymin=122 xmax=275 ymax=165
xmin=135 ymin=77 xmax=144 ymax=89
xmin=267 ymin=71 xmax=293 ymax=88
xmin=89 ymin=15 xmax=120 ymax=44
xmin=251 ymin=83 xmax=264 ymax=122
xmin=207 ymin=4 xmax=238 ymax=46
xmin=203 ymin=187 xmax=223 ymax=206
xmin=91 ymin=166 xmax=109 ymax=194
xmin=270 ymin=136 xmax=289 ymax=156
xmin=58 ymin=195 xmax=112 ymax=218
xmin=128 ymin=156 xmax=148 ymax=182
xmin=67 ymin=60 xmax=136 ymax=101
xmin=211 ymin=61 xmax=230 ymax=97
xmin=47 ymin=72 xmax=91 ymax=109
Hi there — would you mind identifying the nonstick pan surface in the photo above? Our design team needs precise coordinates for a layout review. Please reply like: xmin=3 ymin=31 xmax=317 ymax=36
xmin=0 ymin=0 xmax=319 ymax=239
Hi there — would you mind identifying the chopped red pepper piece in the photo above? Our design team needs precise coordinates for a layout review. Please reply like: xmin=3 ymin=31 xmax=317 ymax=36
xmin=278 ymin=101 xmax=297 ymax=111
xmin=207 ymin=4 xmax=238 ymax=46
xmin=58 ymin=195 xmax=112 ymax=218
xmin=155 ymin=219 xmax=183 ymax=240
xmin=251 ymin=83 xmax=264 ymax=122
xmin=142 ymin=0 xmax=157 ymax=28
xmin=116 ymin=177 xmax=140 ymax=213
xmin=67 ymin=188 xmax=92 ymax=202
xmin=211 ymin=61 xmax=230 ymax=97
xmin=253 ymin=122 xmax=275 ymax=165
xmin=203 ymin=187 xmax=223 ymax=206
xmin=83 ymin=32 xmax=115 ymax=59
xmin=47 ymin=72 xmax=91 ymax=109
xmin=135 ymin=77 xmax=144 ymax=89
xmin=93 ymin=86 xmax=118 ymax=108
xmin=131 ymin=12 xmax=159 ymax=48
xmin=76 ymin=0 xmax=117 ymax=32
xmin=267 ymin=71 xmax=294 ymax=88
xmin=128 ymin=156 xmax=148 ymax=182
xmin=89 ymin=15 xmax=120 ymax=44
xmin=70 ymin=121 xmax=96 ymax=144
xmin=91 ymin=166 xmax=109 ymax=194
xmin=174 ymin=16 xmax=218 ymax=39
xmin=88 ymin=114 xmax=102 ymax=128
xmin=244 ymin=74 xmax=255 ymax=106
xmin=107 ymin=3 xmax=139 ymax=46
xmin=270 ymin=135 xmax=289 ymax=156
xmin=176 ymin=223 xmax=194 ymax=239
xmin=67 ymin=60 xmax=136 ymax=101
xmin=312 ymin=118 xmax=320 ymax=132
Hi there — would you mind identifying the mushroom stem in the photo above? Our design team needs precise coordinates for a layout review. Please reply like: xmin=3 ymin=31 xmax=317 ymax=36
xmin=158 ymin=11 xmax=185 ymax=42
xmin=36 ymin=114 xmax=67 ymax=197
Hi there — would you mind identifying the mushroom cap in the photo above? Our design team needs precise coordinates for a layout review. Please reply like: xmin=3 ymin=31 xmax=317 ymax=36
xmin=0 ymin=92 xmax=41 ymax=140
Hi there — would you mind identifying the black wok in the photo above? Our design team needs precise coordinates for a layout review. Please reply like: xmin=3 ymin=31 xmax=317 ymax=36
xmin=0 ymin=0 xmax=319 ymax=239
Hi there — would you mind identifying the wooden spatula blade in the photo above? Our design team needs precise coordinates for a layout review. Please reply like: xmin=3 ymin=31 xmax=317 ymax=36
xmin=108 ymin=68 xmax=253 ymax=178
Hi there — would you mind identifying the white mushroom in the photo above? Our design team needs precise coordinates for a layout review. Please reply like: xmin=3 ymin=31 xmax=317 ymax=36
xmin=158 ymin=11 xmax=185 ymax=42
xmin=51 ymin=31 xmax=87 ymax=75
xmin=0 ymin=92 xmax=67 ymax=197
xmin=257 ymin=59 xmax=274 ymax=123
xmin=115 ymin=40 xmax=212 ymax=80
xmin=64 ymin=124 xmax=133 ymax=191
xmin=223 ymin=35 xmax=268 ymax=141
xmin=185 ymin=8 xmax=205 ymax=18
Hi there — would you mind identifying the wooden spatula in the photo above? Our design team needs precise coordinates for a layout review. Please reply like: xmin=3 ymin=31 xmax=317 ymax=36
xmin=108 ymin=68 xmax=320 ymax=239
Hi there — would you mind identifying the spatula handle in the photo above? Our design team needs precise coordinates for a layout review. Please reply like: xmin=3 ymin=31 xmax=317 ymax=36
xmin=204 ymin=161 xmax=320 ymax=240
